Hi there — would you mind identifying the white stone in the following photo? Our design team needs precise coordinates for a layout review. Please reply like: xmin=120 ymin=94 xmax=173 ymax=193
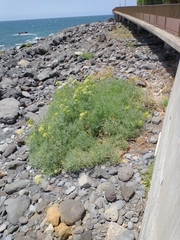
xmin=44 ymin=223 xmax=54 ymax=233
xmin=104 ymin=206 xmax=119 ymax=222
xmin=22 ymin=91 xmax=31 ymax=98
xmin=19 ymin=189 xmax=29 ymax=196
xmin=65 ymin=186 xmax=76 ymax=195
xmin=105 ymin=222 xmax=126 ymax=240
xmin=78 ymin=174 xmax=92 ymax=188
xmin=127 ymin=221 xmax=134 ymax=230
xmin=75 ymin=51 xmax=83 ymax=56
xmin=0 ymin=223 xmax=7 ymax=233
xmin=40 ymin=217 xmax=47 ymax=229
xmin=29 ymin=204 xmax=37 ymax=212
xmin=18 ymin=59 xmax=30 ymax=67
xmin=0 ymin=196 xmax=6 ymax=204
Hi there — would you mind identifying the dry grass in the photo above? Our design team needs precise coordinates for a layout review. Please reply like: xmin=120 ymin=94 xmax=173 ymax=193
xmin=107 ymin=23 xmax=134 ymax=40
xmin=91 ymin=67 xmax=114 ymax=80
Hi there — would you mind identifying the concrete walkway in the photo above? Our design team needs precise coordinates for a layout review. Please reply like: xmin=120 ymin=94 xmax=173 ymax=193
xmin=113 ymin=11 xmax=180 ymax=53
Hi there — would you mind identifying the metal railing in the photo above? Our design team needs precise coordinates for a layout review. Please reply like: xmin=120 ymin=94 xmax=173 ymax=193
xmin=113 ymin=4 xmax=180 ymax=37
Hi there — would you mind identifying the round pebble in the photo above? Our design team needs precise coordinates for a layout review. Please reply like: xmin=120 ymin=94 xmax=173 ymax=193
xmin=127 ymin=221 xmax=134 ymax=230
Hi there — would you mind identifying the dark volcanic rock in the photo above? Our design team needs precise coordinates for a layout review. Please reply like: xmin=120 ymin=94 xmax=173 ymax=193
xmin=6 ymin=195 xmax=30 ymax=225
xmin=60 ymin=199 xmax=85 ymax=225
xmin=105 ymin=187 xmax=117 ymax=202
xmin=4 ymin=180 xmax=31 ymax=194
xmin=121 ymin=183 xmax=136 ymax=202
xmin=3 ymin=144 xmax=17 ymax=157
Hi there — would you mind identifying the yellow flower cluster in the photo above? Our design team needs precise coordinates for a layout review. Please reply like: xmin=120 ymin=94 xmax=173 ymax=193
xmin=34 ymin=174 xmax=42 ymax=184
xmin=62 ymin=82 xmax=68 ymax=87
xmin=79 ymin=111 xmax=88 ymax=120
xmin=62 ymin=105 xmax=70 ymax=114
xmin=38 ymin=124 xmax=51 ymax=139
xmin=143 ymin=111 xmax=151 ymax=119
xmin=72 ymin=79 xmax=94 ymax=103
xmin=72 ymin=79 xmax=78 ymax=85
xmin=38 ymin=125 xmax=44 ymax=133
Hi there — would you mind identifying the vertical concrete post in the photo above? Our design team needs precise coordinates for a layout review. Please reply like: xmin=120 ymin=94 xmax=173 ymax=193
xmin=137 ymin=25 xmax=143 ymax=33
xmin=139 ymin=61 xmax=180 ymax=240
xmin=164 ymin=42 xmax=173 ymax=51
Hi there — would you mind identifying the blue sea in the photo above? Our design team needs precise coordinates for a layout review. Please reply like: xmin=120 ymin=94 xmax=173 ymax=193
xmin=0 ymin=15 xmax=113 ymax=50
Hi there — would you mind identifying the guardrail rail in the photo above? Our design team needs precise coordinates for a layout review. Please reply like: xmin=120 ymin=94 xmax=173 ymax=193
xmin=113 ymin=4 xmax=180 ymax=37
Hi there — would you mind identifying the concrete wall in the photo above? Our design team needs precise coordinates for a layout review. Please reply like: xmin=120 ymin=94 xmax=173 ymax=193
xmin=139 ymin=61 xmax=180 ymax=240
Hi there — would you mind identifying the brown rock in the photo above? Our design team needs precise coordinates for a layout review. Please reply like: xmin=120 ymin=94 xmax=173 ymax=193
xmin=121 ymin=184 xmax=135 ymax=202
xmin=46 ymin=204 xmax=61 ymax=227
xmin=60 ymin=199 xmax=85 ymax=226
xmin=55 ymin=222 xmax=72 ymax=240
xmin=105 ymin=187 xmax=116 ymax=202
xmin=118 ymin=166 xmax=134 ymax=182
xmin=17 ymin=138 xmax=25 ymax=147
xmin=3 ymin=144 xmax=17 ymax=158
xmin=135 ymin=80 xmax=146 ymax=87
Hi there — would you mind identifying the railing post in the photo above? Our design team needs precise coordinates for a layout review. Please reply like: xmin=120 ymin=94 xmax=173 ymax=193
xmin=178 ymin=22 xmax=180 ymax=37
xmin=155 ymin=6 xmax=158 ymax=27
xmin=164 ymin=6 xmax=167 ymax=30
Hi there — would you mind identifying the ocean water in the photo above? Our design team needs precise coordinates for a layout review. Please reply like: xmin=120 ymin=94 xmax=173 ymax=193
xmin=0 ymin=15 xmax=112 ymax=50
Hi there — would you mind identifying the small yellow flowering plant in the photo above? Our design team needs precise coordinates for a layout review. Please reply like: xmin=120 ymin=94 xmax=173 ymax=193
xmin=27 ymin=76 xmax=152 ymax=175
xmin=34 ymin=175 xmax=42 ymax=184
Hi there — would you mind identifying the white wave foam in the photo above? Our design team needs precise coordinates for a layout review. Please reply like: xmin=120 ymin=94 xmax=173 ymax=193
xmin=0 ymin=45 xmax=5 ymax=50
xmin=15 ymin=43 xmax=23 ymax=49
xmin=12 ymin=33 xmax=37 ymax=36
xmin=26 ymin=39 xmax=37 ymax=44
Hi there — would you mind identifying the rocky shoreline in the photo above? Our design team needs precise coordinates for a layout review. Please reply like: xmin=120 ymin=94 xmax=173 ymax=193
xmin=0 ymin=20 xmax=178 ymax=240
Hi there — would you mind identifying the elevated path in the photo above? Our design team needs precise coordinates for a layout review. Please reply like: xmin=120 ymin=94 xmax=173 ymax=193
xmin=113 ymin=4 xmax=180 ymax=53
xmin=113 ymin=4 xmax=180 ymax=240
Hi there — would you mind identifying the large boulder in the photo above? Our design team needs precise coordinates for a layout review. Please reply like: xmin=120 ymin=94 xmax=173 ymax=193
xmin=37 ymin=68 xmax=52 ymax=81
xmin=3 ymin=59 xmax=18 ymax=69
xmin=2 ymin=88 xmax=21 ymax=99
xmin=35 ymin=43 xmax=49 ymax=55
xmin=4 ymin=179 xmax=30 ymax=194
xmin=118 ymin=166 xmax=134 ymax=182
xmin=1 ymin=77 xmax=16 ymax=89
xmin=59 ymin=199 xmax=85 ymax=226
xmin=0 ymin=98 xmax=20 ymax=124
xmin=6 ymin=195 xmax=30 ymax=225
